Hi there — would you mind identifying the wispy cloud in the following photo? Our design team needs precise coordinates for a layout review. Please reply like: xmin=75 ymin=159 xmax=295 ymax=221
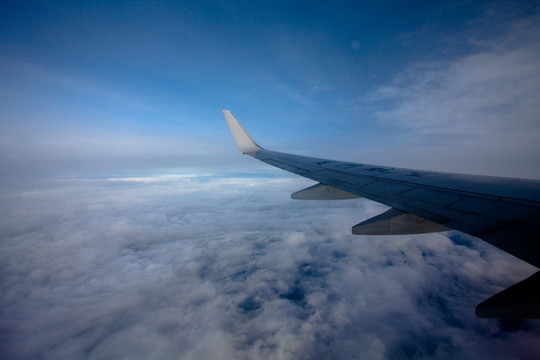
xmin=0 ymin=57 xmax=156 ymax=114
xmin=353 ymin=9 xmax=540 ymax=177
xmin=369 ymin=11 xmax=540 ymax=140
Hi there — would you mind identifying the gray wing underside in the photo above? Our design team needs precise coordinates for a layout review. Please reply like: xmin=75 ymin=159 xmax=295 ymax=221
xmin=223 ymin=110 xmax=540 ymax=318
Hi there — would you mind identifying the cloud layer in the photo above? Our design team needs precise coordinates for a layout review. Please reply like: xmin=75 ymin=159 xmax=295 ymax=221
xmin=1 ymin=176 xmax=538 ymax=359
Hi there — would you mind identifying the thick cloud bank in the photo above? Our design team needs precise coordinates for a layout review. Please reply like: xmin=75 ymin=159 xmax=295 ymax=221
xmin=0 ymin=176 xmax=538 ymax=359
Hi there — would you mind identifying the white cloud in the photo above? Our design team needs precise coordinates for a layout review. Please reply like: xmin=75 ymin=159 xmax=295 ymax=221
xmin=106 ymin=174 xmax=216 ymax=182
xmin=362 ymin=11 xmax=540 ymax=178
xmin=372 ymin=12 xmax=540 ymax=135
xmin=1 ymin=176 xmax=538 ymax=359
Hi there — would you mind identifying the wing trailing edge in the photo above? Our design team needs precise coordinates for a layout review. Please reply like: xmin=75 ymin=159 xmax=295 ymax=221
xmin=476 ymin=271 xmax=540 ymax=319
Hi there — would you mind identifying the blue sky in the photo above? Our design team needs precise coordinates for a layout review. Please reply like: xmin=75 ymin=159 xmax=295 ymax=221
xmin=1 ymin=0 xmax=539 ymax=179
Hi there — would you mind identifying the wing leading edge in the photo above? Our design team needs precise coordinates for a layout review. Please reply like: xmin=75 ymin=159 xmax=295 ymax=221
xmin=223 ymin=110 xmax=540 ymax=318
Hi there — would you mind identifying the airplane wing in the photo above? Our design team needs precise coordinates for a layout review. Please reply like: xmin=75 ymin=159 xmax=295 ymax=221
xmin=223 ymin=110 xmax=540 ymax=319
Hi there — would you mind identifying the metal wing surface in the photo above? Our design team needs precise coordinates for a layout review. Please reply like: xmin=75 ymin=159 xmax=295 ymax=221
xmin=223 ymin=110 xmax=540 ymax=318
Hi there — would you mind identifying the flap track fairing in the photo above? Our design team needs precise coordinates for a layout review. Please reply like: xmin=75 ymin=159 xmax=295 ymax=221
xmin=352 ymin=208 xmax=450 ymax=235
xmin=292 ymin=183 xmax=361 ymax=200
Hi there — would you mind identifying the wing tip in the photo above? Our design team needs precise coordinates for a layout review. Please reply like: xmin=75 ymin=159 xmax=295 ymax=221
xmin=222 ymin=110 xmax=262 ymax=154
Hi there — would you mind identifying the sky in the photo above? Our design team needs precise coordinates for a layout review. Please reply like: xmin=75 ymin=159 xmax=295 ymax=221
xmin=1 ymin=1 xmax=540 ymax=359
xmin=1 ymin=0 xmax=539 ymax=179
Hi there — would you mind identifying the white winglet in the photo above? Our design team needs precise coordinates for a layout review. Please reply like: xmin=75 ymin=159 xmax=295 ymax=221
xmin=223 ymin=110 xmax=263 ymax=154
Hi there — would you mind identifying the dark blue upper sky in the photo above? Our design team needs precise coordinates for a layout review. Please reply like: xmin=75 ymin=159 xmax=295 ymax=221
xmin=1 ymin=0 xmax=539 ymax=178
